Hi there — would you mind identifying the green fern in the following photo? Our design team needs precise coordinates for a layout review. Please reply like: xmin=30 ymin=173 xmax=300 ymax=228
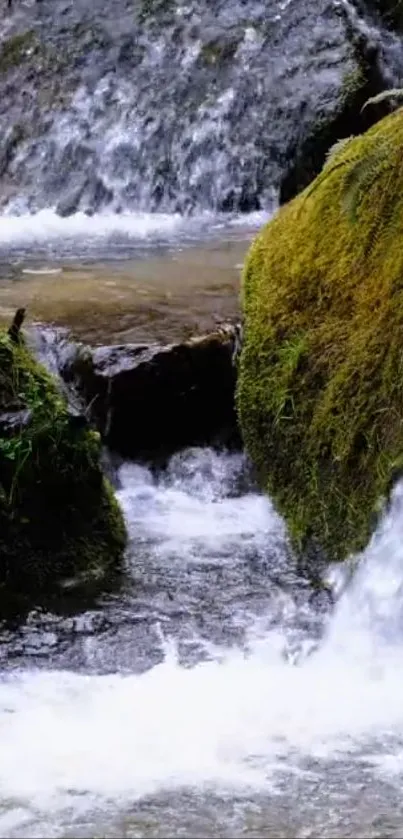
xmin=323 ymin=136 xmax=355 ymax=169
xmin=341 ymin=146 xmax=391 ymax=222
xmin=361 ymin=88 xmax=403 ymax=111
xmin=303 ymin=92 xmax=403 ymax=228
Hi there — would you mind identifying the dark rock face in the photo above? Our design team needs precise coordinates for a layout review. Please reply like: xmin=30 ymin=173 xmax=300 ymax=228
xmin=361 ymin=0 xmax=403 ymax=32
xmin=58 ymin=327 xmax=241 ymax=460
xmin=279 ymin=13 xmax=398 ymax=204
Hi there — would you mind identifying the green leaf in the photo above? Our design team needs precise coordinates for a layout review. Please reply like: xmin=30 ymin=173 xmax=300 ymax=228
xmin=361 ymin=89 xmax=403 ymax=112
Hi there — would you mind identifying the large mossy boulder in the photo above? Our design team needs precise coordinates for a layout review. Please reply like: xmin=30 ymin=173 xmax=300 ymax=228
xmin=0 ymin=328 xmax=126 ymax=597
xmin=237 ymin=107 xmax=403 ymax=563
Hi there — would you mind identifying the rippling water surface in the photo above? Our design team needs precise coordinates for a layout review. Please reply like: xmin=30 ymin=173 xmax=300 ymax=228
xmin=1 ymin=448 xmax=403 ymax=837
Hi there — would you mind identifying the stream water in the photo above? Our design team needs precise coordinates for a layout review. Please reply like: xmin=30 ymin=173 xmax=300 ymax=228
xmin=1 ymin=0 xmax=403 ymax=834
xmin=0 ymin=212 xmax=266 ymax=344
xmin=2 ymin=447 xmax=403 ymax=837
xmin=1 ymin=194 xmax=403 ymax=839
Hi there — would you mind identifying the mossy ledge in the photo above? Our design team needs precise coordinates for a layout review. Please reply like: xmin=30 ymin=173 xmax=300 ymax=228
xmin=0 ymin=328 xmax=126 ymax=598
xmin=237 ymin=107 xmax=403 ymax=563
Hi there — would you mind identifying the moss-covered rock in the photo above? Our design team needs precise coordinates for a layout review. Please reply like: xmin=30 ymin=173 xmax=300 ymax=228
xmin=237 ymin=107 xmax=403 ymax=563
xmin=0 ymin=329 xmax=126 ymax=597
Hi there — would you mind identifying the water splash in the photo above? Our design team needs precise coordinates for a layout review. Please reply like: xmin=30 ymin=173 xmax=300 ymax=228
xmin=0 ymin=207 xmax=269 ymax=260
xmin=1 ymin=450 xmax=403 ymax=835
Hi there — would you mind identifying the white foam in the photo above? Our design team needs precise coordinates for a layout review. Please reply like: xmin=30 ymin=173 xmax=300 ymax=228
xmin=117 ymin=451 xmax=279 ymax=563
xmin=1 ymin=624 xmax=403 ymax=818
xmin=0 ymin=209 xmax=186 ymax=246
xmin=0 ymin=209 xmax=269 ymax=251
xmin=2 ymin=453 xmax=403 ymax=831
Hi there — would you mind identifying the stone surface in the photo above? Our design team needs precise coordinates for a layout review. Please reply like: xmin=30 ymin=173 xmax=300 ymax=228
xmin=58 ymin=326 xmax=242 ymax=460
xmin=0 ymin=0 xmax=401 ymax=215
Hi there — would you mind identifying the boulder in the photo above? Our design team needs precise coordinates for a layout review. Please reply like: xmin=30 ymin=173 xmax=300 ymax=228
xmin=237 ymin=107 xmax=403 ymax=563
xmin=279 ymin=30 xmax=393 ymax=204
xmin=361 ymin=0 xmax=403 ymax=32
xmin=0 ymin=326 xmax=126 ymax=601
xmin=58 ymin=326 xmax=241 ymax=460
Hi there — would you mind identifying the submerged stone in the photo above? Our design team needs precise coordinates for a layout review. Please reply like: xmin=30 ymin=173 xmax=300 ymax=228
xmin=237 ymin=107 xmax=403 ymax=563
xmin=0 ymin=329 xmax=126 ymax=600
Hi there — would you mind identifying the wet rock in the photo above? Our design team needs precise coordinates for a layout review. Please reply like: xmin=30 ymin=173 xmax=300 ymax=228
xmin=238 ymin=107 xmax=403 ymax=563
xmin=0 ymin=327 xmax=126 ymax=602
xmin=0 ymin=408 xmax=32 ymax=436
xmin=56 ymin=182 xmax=85 ymax=216
xmin=59 ymin=326 xmax=241 ymax=460
xmin=279 ymin=28 xmax=393 ymax=204
xmin=0 ymin=0 xmax=402 ymax=215
xmin=361 ymin=0 xmax=403 ymax=32
xmin=0 ymin=123 xmax=25 ymax=177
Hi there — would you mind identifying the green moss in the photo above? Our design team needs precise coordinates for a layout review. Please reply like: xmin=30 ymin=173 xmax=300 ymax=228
xmin=237 ymin=107 xmax=403 ymax=562
xmin=0 ymin=31 xmax=37 ymax=74
xmin=200 ymin=36 xmax=240 ymax=67
xmin=137 ymin=0 xmax=175 ymax=24
xmin=0 ymin=331 xmax=126 ymax=595
xmin=340 ymin=64 xmax=367 ymax=103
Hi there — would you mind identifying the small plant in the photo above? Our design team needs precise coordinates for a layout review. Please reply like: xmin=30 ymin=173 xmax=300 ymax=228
xmin=302 ymin=89 xmax=403 ymax=233
xmin=0 ymin=321 xmax=126 ymax=593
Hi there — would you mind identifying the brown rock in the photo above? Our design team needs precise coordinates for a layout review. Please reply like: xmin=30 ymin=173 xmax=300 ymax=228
xmin=59 ymin=326 xmax=242 ymax=460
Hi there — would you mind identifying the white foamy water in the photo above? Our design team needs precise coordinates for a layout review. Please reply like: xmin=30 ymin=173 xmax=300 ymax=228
xmin=117 ymin=450 xmax=279 ymax=563
xmin=0 ymin=209 xmax=269 ymax=257
xmin=2 ymin=452 xmax=403 ymax=836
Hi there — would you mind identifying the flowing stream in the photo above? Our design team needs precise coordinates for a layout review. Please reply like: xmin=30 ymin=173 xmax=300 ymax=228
xmin=2 ymin=449 xmax=403 ymax=836
xmin=1 ymin=0 xmax=403 ymax=836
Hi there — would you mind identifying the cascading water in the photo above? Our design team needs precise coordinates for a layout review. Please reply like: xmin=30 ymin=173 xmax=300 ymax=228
xmin=2 ymin=0 xmax=352 ymax=217
xmin=1 ymin=448 xmax=403 ymax=838
xmin=0 ymin=0 xmax=401 ymax=231
xmin=0 ymin=0 xmax=400 ymax=261
xmin=1 ymin=2 xmax=403 ymax=837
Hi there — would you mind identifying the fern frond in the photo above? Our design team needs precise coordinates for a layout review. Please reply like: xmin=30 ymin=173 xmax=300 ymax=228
xmin=323 ymin=136 xmax=355 ymax=169
xmin=341 ymin=145 xmax=391 ymax=222
xmin=361 ymin=88 xmax=403 ymax=112
xmin=302 ymin=159 xmax=351 ymax=208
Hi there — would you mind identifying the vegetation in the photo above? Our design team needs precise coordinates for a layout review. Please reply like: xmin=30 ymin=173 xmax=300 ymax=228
xmin=237 ymin=107 xmax=403 ymax=562
xmin=0 ymin=326 xmax=126 ymax=598
xmin=0 ymin=31 xmax=36 ymax=74
xmin=137 ymin=0 xmax=175 ymax=24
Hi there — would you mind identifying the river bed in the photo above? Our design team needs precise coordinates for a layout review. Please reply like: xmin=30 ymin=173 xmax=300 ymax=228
xmin=0 ymin=219 xmax=260 ymax=343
